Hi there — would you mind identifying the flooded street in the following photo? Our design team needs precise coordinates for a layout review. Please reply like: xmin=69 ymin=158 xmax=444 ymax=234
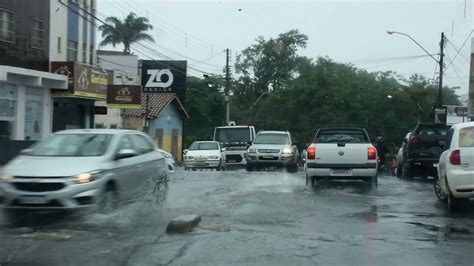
xmin=1 ymin=169 xmax=474 ymax=265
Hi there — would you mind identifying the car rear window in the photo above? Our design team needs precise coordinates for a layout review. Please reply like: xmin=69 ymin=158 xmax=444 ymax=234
xmin=415 ymin=125 xmax=450 ymax=136
xmin=315 ymin=129 xmax=368 ymax=143
xmin=459 ymin=127 xmax=474 ymax=147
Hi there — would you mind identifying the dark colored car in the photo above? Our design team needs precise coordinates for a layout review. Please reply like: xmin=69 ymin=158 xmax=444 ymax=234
xmin=400 ymin=122 xmax=450 ymax=179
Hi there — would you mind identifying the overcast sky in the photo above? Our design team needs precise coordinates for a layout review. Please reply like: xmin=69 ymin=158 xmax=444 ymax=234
xmin=98 ymin=0 xmax=473 ymax=96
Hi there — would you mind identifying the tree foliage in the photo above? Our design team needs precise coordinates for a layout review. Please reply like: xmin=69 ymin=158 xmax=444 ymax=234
xmin=183 ymin=30 xmax=460 ymax=152
xmin=98 ymin=13 xmax=154 ymax=53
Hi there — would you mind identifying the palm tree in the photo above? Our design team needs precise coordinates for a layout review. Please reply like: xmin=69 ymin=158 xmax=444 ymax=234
xmin=99 ymin=13 xmax=155 ymax=54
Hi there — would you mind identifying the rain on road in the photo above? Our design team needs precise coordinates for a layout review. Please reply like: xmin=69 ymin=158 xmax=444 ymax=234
xmin=1 ymin=169 xmax=474 ymax=266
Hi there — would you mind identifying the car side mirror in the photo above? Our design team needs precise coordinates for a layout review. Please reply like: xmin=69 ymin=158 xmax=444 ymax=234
xmin=221 ymin=148 xmax=226 ymax=152
xmin=116 ymin=149 xmax=138 ymax=160
xmin=403 ymin=139 xmax=407 ymax=143
xmin=20 ymin=148 xmax=33 ymax=155
xmin=183 ymin=149 xmax=188 ymax=155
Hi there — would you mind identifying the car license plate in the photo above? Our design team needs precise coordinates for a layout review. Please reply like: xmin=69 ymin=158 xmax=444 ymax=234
xmin=263 ymin=155 xmax=274 ymax=159
xmin=228 ymin=160 xmax=236 ymax=163
xmin=19 ymin=195 xmax=48 ymax=204
xmin=331 ymin=169 xmax=352 ymax=176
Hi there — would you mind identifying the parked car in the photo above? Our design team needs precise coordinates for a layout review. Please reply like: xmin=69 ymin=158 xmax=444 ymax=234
xmin=400 ymin=122 xmax=450 ymax=179
xmin=305 ymin=126 xmax=378 ymax=188
xmin=183 ymin=141 xmax=224 ymax=171
xmin=436 ymin=122 xmax=474 ymax=211
xmin=158 ymin=149 xmax=176 ymax=172
xmin=245 ymin=131 xmax=299 ymax=172
xmin=395 ymin=132 xmax=411 ymax=177
xmin=0 ymin=129 xmax=168 ymax=220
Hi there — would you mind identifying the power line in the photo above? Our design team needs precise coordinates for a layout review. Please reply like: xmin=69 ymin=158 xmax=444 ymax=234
xmin=98 ymin=2 xmax=224 ymax=70
xmin=444 ymin=31 xmax=473 ymax=70
xmin=444 ymin=50 xmax=467 ymax=86
xmin=59 ymin=0 xmax=209 ymax=78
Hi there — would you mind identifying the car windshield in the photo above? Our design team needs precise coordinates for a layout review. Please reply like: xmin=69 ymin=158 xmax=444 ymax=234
xmin=215 ymin=128 xmax=251 ymax=143
xmin=29 ymin=134 xmax=113 ymax=157
xmin=316 ymin=129 xmax=368 ymax=143
xmin=254 ymin=133 xmax=289 ymax=144
xmin=459 ymin=127 xmax=474 ymax=147
xmin=189 ymin=142 xmax=219 ymax=150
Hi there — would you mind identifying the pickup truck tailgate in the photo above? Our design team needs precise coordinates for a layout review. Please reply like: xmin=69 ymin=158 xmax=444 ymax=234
xmin=315 ymin=143 xmax=369 ymax=164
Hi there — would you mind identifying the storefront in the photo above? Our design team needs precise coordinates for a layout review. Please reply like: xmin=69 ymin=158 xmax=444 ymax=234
xmin=0 ymin=65 xmax=68 ymax=141
xmin=50 ymin=62 xmax=111 ymax=131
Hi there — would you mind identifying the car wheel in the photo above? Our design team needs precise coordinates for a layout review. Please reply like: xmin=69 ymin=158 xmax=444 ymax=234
xmin=98 ymin=185 xmax=117 ymax=214
xmin=367 ymin=175 xmax=378 ymax=189
xmin=396 ymin=164 xmax=402 ymax=178
xmin=184 ymin=167 xmax=189 ymax=171
xmin=310 ymin=176 xmax=317 ymax=190
xmin=447 ymin=184 xmax=467 ymax=212
xmin=402 ymin=163 xmax=412 ymax=180
xmin=434 ymin=178 xmax=444 ymax=201
xmin=246 ymin=165 xmax=254 ymax=172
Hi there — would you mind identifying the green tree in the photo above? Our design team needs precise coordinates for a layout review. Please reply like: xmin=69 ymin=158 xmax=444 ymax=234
xmin=98 ymin=13 xmax=154 ymax=53
xmin=183 ymin=76 xmax=225 ymax=147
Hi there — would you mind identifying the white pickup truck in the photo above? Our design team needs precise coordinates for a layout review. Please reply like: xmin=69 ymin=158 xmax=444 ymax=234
xmin=305 ymin=127 xmax=378 ymax=189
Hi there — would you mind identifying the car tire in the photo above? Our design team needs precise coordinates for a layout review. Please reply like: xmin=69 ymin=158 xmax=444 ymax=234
xmin=447 ymin=184 xmax=467 ymax=212
xmin=287 ymin=163 xmax=297 ymax=173
xmin=402 ymin=163 xmax=413 ymax=180
xmin=98 ymin=185 xmax=118 ymax=214
xmin=246 ymin=165 xmax=254 ymax=172
xmin=434 ymin=178 xmax=444 ymax=201
xmin=367 ymin=175 xmax=378 ymax=189
xmin=396 ymin=164 xmax=402 ymax=178
xmin=184 ymin=167 xmax=189 ymax=171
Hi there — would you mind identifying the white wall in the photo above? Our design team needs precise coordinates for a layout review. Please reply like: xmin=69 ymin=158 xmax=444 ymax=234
xmin=94 ymin=54 xmax=139 ymax=128
xmin=49 ymin=0 xmax=97 ymax=65
xmin=49 ymin=0 xmax=68 ymax=63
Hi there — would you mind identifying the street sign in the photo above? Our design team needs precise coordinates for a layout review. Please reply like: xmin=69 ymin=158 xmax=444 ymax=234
xmin=107 ymin=85 xmax=142 ymax=109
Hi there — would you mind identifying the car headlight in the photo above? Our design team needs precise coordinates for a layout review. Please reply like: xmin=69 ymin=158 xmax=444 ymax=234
xmin=186 ymin=156 xmax=194 ymax=160
xmin=209 ymin=156 xmax=219 ymax=160
xmin=1 ymin=175 xmax=13 ymax=183
xmin=72 ymin=170 xmax=103 ymax=184
xmin=282 ymin=147 xmax=293 ymax=154
xmin=248 ymin=147 xmax=256 ymax=153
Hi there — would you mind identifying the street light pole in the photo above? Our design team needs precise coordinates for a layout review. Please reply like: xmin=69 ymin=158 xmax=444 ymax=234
xmin=225 ymin=48 xmax=231 ymax=125
xmin=387 ymin=30 xmax=445 ymax=107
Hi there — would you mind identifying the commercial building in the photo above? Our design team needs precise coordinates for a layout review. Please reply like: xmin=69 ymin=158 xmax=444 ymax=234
xmin=49 ymin=0 xmax=104 ymax=131
xmin=95 ymin=50 xmax=140 ymax=129
xmin=0 ymin=0 xmax=68 ymax=163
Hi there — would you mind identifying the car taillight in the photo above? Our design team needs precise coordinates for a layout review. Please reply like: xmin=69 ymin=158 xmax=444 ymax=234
xmin=307 ymin=147 xmax=316 ymax=160
xmin=449 ymin=149 xmax=461 ymax=165
xmin=410 ymin=137 xmax=420 ymax=145
xmin=368 ymin=147 xmax=377 ymax=160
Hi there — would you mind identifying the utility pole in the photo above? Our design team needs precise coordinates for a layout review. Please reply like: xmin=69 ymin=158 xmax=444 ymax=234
xmin=225 ymin=48 xmax=230 ymax=125
xmin=438 ymin=32 xmax=444 ymax=107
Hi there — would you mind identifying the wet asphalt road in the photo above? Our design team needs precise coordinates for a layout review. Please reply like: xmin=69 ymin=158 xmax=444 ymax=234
xmin=1 ymin=168 xmax=474 ymax=266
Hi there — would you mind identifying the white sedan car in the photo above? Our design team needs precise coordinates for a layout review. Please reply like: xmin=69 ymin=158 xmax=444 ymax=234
xmin=183 ymin=141 xmax=224 ymax=171
xmin=437 ymin=122 xmax=474 ymax=211
xmin=158 ymin=149 xmax=176 ymax=172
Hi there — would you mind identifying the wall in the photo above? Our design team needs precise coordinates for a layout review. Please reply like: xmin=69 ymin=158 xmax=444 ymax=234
xmin=0 ymin=0 xmax=50 ymax=71
xmin=49 ymin=0 xmax=96 ymax=65
xmin=148 ymin=103 xmax=183 ymax=160
xmin=95 ymin=54 xmax=139 ymax=128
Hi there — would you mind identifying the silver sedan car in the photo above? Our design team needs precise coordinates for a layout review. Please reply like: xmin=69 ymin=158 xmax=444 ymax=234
xmin=0 ymin=129 xmax=168 ymax=217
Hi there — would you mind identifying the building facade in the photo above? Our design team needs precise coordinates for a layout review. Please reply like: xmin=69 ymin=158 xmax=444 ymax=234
xmin=0 ymin=0 xmax=68 ymax=163
xmin=49 ymin=0 xmax=102 ymax=131
xmin=121 ymin=94 xmax=189 ymax=161
xmin=95 ymin=50 xmax=140 ymax=129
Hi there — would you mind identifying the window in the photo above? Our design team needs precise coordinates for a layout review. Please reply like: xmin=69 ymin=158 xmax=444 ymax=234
xmin=0 ymin=9 xmax=14 ymax=42
xmin=29 ymin=134 xmax=113 ymax=157
xmin=94 ymin=123 xmax=104 ymax=129
xmin=117 ymin=135 xmax=134 ymax=151
xmin=0 ymin=84 xmax=16 ymax=140
xmin=110 ymin=124 xmax=118 ymax=129
xmin=130 ymin=134 xmax=154 ymax=154
xmin=67 ymin=41 xmax=77 ymax=61
xmin=31 ymin=19 xmax=45 ymax=49
xmin=57 ymin=37 xmax=61 ymax=53
xmin=254 ymin=134 xmax=290 ymax=145
xmin=82 ymin=44 xmax=87 ymax=63
xmin=189 ymin=142 xmax=219 ymax=150
xmin=459 ymin=127 xmax=474 ymax=148
xmin=89 ymin=46 xmax=94 ymax=65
